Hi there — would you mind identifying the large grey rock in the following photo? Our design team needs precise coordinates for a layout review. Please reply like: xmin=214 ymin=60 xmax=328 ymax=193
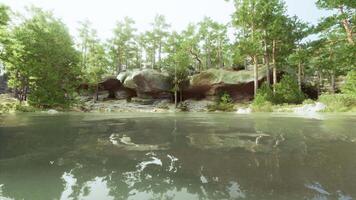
xmin=117 ymin=69 xmax=172 ymax=99
xmin=183 ymin=67 xmax=267 ymax=101
xmin=190 ymin=67 xmax=267 ymax=86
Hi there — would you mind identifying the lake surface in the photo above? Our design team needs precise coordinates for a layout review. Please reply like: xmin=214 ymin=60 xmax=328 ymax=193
xmin=0 ymin=112 xmax=355 ymax=200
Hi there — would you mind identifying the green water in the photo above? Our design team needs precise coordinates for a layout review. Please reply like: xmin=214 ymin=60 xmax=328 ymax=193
xmin=0 ymin=113 xmax=355 ymax=200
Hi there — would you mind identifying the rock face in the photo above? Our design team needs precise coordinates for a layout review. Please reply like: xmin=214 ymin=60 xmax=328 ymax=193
xmin=118 ymin=69 xmax=172 ymax=99
xmin=99 ymin=77 xmax=136 ymax=100
xmin=183 ymin=67 xmax=267 ymax=101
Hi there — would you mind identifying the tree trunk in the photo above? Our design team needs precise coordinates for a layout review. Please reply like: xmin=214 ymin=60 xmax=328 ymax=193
xmin=151 ymin=49 xmax=156 ymax=69
xmin=339 ymin=6 xmax=354 ymax=44
xmin=158 ymin=42 xmax=162 ymax=69
xmin=253 ymin=55 xmax=258 ymax=96
xmin=218 ymin=40 xmax=223 ymax=68
xmin=95 ymin=83 xmax=99 ymax=102
xmin=331 ymin=72 xmax=336 ymax=94
xmin=264 ymin=37 xmax=270 ymax=85
xmin=189 ymin=48 xmax=202 ymax=72
xmin=317 ymin=71 xmax=321 ymax=96
xmin=206 ymin=42 xmax=211 ymax=69
xmin=180 ymin=90 xmax=183 ymax=103
xmin=116 ymin=55 xmax=122 ymax=75
xmin=174 ymin=65 xmax=178 ymax=108
xmin=174 ymin=90 xmax=178 ymax=108
xmin=272 ymin=40 xmax=277 ymax=93
xmin=298 ymin=62 xmax=302 ymax=91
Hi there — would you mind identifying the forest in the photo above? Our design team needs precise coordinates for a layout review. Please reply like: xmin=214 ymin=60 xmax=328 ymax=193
xmin=0 ymin=0 xmax=355 ymax=112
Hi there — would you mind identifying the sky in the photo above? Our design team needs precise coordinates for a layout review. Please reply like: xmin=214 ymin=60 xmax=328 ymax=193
xmin=3 ymin=0 xmax=332 ymax=41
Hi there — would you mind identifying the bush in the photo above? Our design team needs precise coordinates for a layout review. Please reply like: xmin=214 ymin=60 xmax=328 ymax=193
xmin=319 ymin=93 xmax=356 ymax=112
xmin=0 ymin=101 xmax=36 ymax=114
xmin=274 ymin=75 xmax=305 ymax=104
xmin=251 ymin=100 xmax=273 ymax=112
xmin=251 ymin=83 xmax=274 ymax=112
xmin=255 ymin=83 xmax=274 ymax=102
xmin=342 ymin=70 xmax=356 ymax=96
xmin=208 ymin=92 xmax=235 ymax=112
xmin=178 ymin=101 xmax=189 ymax=112
xmin=302 ymin=99 xmax=315 ymax=105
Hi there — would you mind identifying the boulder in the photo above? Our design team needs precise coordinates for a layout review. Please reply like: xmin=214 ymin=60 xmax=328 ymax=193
xmin=117 ymin=69 xmax=172 ymax=99
xmin=97 ymin=77 xmax=136 ymax=100
xmin=183 ymin=67 xmax=267 ymax=101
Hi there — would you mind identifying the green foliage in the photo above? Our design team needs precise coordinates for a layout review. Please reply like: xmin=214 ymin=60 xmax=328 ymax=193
xmin=0 ymin=95 xmax=36 ymax=114
xmin=3 ymin=7 xmax=80 ymax=108
xmin=252 ymin=76 xmax=305 ymax=109
xmin=303 ymin=99 xmax=315 ymax=105
xmin=319 ymin=93 xmax=356 ymax=112
xmin=251 ymin=83 xmax=273 ymax=112
xmin=342 ymin=70 xmax=356 ymax=96
xmin=198 ymin=17 xmax=231 ymax=69
xmin=77 ymin=20 xmax=109 ymax=83
xmin=251 ymin=100 xmax=273 ymax=112
xmin=178 ymin=101 xmax=189 ymax=112
xmin=316 ymin=0 xmax=356 ymax=10
xmin=274 ymin=75 xmax=305 ymax=104
xmin=208 ymin=92 xmax=235 ymax=112
xmin=109 ymin=17 xmax=138 ymax=72
xmin=255 ymin=83 xmax=274 ymax=102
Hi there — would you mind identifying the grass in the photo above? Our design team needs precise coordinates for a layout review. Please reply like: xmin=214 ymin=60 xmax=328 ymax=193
xmin=319 ymin=94 xmax=356 ymax=112
xmin=0 ymin=94 xmax=37 ymax=114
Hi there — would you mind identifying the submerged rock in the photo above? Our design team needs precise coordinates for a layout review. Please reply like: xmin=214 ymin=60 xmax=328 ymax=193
xmin=109 ymin=133 xmax=169 ymax=151
xmin=47 ymin=109 xmax=59 ymax=114
xmin=236 ymin=107 xmax=252 ymax=114
xmin=294 ymin=102 xmax=326 ymax=113
xmin=186 ymin=132 xmax=277 ymax=153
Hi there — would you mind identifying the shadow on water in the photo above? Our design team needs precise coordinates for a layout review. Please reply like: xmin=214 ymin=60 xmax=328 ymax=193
xmin=0 ymin=113 xmax=355 ymax=200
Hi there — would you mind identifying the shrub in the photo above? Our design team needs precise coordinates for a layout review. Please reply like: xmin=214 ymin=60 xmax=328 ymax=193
xmin=0 ymin=101 xmax=36 ymax=113
xmin=342 ymin=70 xmax=356 ymax=96
xmin=251 ymin=100 xmax=273 ymax=112
xmin=319 ymin=93 xmax=356 ymax=112
xmin=208 ymin=92 xmax=235 ymax=112
xmin=302 ymin=99 xmax=315 ymax=105
xmin=178 ymin=101 xmax=189 ymax=112
xmin=274 ymin=75 xmax=305 ymax=104
xmin=255 ymin=83 xmax=274 ymax=102
xmin=251 ymin=83 xmax=274 ymax=112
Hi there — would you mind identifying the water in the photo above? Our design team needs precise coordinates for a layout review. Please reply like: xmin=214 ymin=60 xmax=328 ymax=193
xmin=0 ymin=113 xmax=355 ymax=200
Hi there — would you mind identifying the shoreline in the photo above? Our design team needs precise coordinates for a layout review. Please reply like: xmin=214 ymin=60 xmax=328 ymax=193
xmin=2 ymin=98 xmax=356 ymax=115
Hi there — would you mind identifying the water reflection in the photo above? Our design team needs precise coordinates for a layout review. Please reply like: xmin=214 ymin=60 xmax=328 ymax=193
xmin=0 ymin=113 xmax=355 ymax=200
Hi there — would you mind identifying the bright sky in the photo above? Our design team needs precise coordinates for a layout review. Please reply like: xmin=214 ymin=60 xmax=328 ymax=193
xmin=3 ymin=0 xmax=331 ymax=41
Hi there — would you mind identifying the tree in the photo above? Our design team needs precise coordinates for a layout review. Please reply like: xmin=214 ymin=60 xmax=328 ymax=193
xmin=0 ymin=4 xmax=10 ymax=74
xmin=231 ymin=0 xmax=265 ymax=96
xmin=77 ymin=20 xmax=109 ymax=83
xmin=164 ymin=31 xmax=191 ymax=107
xmin=259 ymin=0 xmax=286 ymax=85
xmin=2 ymin=7 xmax=80 ymax=107
xmin=198 ymin=17 xmax=230 ymax=69
xmin=109 ymin=17 xmax=137 ymax=73
xmin=151 ymin=15 xmax=170 ymax=69
xmin=77 ymin=21 xmax=110 ymax=100
xmin=316 ymin=0 xmax=355 ymax=44
xmin=288 ymin=45 xmax=309 ymax=91
xmin=312 ymin=0 xmax=355 ymax=93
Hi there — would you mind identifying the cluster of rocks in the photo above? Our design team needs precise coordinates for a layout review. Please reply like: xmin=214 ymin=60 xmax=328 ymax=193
xmin=93 ymin=67 xmax=267 ymax=103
